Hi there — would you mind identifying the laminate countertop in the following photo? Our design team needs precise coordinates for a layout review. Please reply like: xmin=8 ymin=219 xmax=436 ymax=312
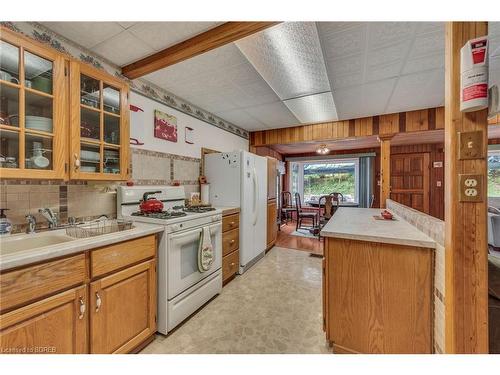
xmin=320 ymin=207 xmax=436 ymax=249
xmin=0 ymin=222 xmax=164 ymax=271
xmin=216 ymin=207 xmax=240 ymax=216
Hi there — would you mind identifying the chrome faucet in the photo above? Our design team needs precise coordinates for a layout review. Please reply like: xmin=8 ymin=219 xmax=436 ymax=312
xmin=25 ymin=214 xmax=36 ymax=234
xmin=38 ymin=208 xmax=58 ymax=229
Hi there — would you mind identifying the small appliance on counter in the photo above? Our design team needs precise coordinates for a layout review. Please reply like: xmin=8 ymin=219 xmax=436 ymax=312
xmin=0 ymin=208 xmax=12 ymax=236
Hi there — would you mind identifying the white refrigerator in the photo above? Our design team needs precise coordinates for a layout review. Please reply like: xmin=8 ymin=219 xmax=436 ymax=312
xmin=205 ymin=150 xmax=267 ymax=274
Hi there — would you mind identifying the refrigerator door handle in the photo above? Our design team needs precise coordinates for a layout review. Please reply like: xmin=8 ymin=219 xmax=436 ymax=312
xmin=252 ymin=167 xmax=258 ymax=226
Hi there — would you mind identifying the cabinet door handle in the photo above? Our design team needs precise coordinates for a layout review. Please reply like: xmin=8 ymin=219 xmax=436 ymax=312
xmin=78 ymin=297 xmax=85 ymax=319
xmin=230 ymin=239 xmax=235 ymax=244
xmin=95 ymin=292 xmax=102 ymax=313
xmin=230 ymin=262 xmax=235 ymax=266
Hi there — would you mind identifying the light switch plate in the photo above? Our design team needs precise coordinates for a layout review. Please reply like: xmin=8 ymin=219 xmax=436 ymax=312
xmin=458 ymin=131 xmax=484 ymax=160
xmin=458 ymin=174 xmax=483 ymax=202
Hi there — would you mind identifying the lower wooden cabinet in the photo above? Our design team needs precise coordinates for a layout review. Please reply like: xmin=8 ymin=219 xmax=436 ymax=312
xmin=0 ymin=286 xmax=88 ymax=354
xmin=221 ymin=209 xmax=240 ymax=285
xmin=0 ymin=234 xmax=157 ymax=354
xmin=90 ymin=259 xmax=156 ymax=354
xmin=266 ymin=199 xmax=277 ymax=250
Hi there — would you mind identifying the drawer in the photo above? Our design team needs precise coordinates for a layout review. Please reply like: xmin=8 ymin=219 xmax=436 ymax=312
xmin=222 ymin=250 xmax=239 ymax=283
xmin=0 ymin=254 xmax=87 ymax=312
xmin=222 ymin=213 xmax=239 ymax=232
xmin=91 ymin=235 xmax=156 ymax=278
xmin=222 ymin=228 xmax=239 ymax=257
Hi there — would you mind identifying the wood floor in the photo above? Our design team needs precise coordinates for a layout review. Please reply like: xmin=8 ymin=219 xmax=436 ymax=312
xmin=275 ymin=221 xmax=323 ymax=256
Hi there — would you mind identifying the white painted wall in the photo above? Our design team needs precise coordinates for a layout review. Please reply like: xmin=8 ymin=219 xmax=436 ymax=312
xmin=130 ymin=91 xmax=248 ymax=157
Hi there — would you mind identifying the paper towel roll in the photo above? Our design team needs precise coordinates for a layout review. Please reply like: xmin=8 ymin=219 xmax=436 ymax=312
xmin=201 ymin=184 xmax=210 ymax=204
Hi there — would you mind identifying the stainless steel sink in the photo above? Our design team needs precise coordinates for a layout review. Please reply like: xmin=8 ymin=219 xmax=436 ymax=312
xmin=0 ymin=232 xmax=75 ymax=255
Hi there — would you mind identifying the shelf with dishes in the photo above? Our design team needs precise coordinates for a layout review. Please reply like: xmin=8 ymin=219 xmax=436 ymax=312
xmin=79 ymin=146 xmax=121 ymax=174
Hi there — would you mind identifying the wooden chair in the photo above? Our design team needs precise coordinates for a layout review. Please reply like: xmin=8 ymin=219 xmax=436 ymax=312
xmin=330 ymin=192 xmax=343 ymax=216
xmin=294 ymin=192 xmax=318 ymax=231
xmin=280 ymin=191 xmax=296 ymax=224
xmin=318 ymin=195 xmax=340 ymax=240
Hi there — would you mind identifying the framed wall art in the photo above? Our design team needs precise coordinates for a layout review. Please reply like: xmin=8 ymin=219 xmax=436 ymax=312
xmin=154 ymin=109 xmax=178 ymax=142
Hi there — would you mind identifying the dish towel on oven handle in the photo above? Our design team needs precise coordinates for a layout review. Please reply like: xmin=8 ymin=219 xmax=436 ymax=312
xmin=198 ymin=226 xmax=214 ymax=272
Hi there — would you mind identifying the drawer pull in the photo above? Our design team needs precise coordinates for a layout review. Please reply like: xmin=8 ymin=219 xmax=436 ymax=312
xmin=230 ymin=239 xmax=235 ymax=244
xmin=230 ymin=221 xmax=235 ymax=226
xmin=78 ymin=297 xmax=85 ymax=319
xmin=230 ymin=262 xmax=235 ymax=266
xmin=95 ymin=292 xmax=102 ymax=313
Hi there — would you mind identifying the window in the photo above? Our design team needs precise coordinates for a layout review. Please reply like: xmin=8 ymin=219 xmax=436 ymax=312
xmin=488 ymin=150 xmax=500 ymax=197
xmin=289 ymin=159 xmax=359 ymax=203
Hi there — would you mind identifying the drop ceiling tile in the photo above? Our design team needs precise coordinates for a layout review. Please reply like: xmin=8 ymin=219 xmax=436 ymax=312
xmin=243 ymin=102 xmax=299 ymax=128
xmin=367 ymin=22 xmax=417 ymax=49
xmin=333 ymin=79 xmax=396 ymax=120
xmin=366 ymin=62 xmax=402 ymax=82
xmin=236 ymin=22 xmax=330 ymax=100
xmin=409 ymin=31 xmax=444 ymax=59
xmin=214 ymin=109 xmax=266 ymax=130
xmin=92 ymin=30 xmax=156 ymax=66
xmin=368 ymin=41 xmax=410 ymax=67
xmin=117 ymin=22 xmax=136 ymax=29
xmin=329 ymin=73 xmax=363 ymax=89
xmin=128 ymin=22 xmax=222 ymax=51
xmin=326 ymin=54 xmax=364 ymax=79
xmin=41 ymin=22 xmax=124 ymax=48
xmin=402 ymin=54 xmax=444 ymax=75
xmin=318 ymin=23 xmax=367 ymax=59
xmin=386 ymin=69 xmax=444 ymax=113
xmin=283 ymin=92 xmax=338 ymax=123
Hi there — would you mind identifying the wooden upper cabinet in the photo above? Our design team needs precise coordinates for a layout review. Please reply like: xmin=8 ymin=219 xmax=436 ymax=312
xmin=266 ymin=157 xmax=278 ymax=200
xmin=0 ymin=27 xmax=66 ymax=179
xmin=69 ymin=61 xmax=130 ymax=181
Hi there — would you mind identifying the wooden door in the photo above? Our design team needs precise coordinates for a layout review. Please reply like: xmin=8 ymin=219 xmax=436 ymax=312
xmin=267 ymin=199 xmax=277 ymax=248
xmin=89 ymin=260 xmax=156 ymax=354
xmin=0 ymin=286 xmax=88 ymax=354
xmin=0 ymin=26 xmax=67 ymax=180
xmin=390 ymin=153 xmax=430 ymax=214
xmin=69 ymin=61 xmax=130 ymax=181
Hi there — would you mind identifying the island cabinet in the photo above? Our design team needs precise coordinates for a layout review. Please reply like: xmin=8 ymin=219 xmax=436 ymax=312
xmin=321 ymin=208 xmax=435 ymax=354
xmin=0 ymin=234 xmax=157 ymax=354
xmin=0 ymin=26 xmax=130 ymax=181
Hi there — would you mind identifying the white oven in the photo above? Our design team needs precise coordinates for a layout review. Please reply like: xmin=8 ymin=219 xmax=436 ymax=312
xmin=167 ymin=222 xmax=222 ymax=298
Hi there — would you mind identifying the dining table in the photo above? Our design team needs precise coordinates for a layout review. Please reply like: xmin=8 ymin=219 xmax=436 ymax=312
xmin=305 ymin=200 xmax=359 ymax=208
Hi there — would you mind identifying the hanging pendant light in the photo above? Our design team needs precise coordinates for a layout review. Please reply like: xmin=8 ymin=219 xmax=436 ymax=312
xmin=316 ymin=144 xmax=330 ymax=154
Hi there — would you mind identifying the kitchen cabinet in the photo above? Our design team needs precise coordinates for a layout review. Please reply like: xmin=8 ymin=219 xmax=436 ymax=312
xmin=69 ymin=61 xmax=129 ymax=180
xmin=266 ymin=199 xmax=277 ymax=250
xmin=0 ymin=27 xmax=67 ymax=179
xmin=0 ymin=234 xmax=157 ymax=354
xmin=0 ymin=26 xmax=130 ymax=181
xmin=0 ymin=286 xmax=88 ymax=354
xmin=266 ymin=157 xmax=278 ymax=200
xmin=90 ymin=259 xmax=156 ymax=354
xmin=221 ymin=209 xmax=240 ymax=285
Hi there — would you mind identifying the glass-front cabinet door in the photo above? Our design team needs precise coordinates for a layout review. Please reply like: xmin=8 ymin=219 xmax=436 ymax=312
xmin=69 ymin=62 xmax=129 ymax=180
xmin=0 ymin=28 xmax=66 ymax=179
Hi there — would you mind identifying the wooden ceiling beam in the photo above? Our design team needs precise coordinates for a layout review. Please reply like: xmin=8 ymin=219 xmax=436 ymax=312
xmin=121 ymin=22 xmax=280 ymax=79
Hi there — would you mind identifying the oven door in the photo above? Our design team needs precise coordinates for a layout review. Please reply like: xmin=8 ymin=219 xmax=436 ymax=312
xmin=167 ymin=223 xmax=222 ymax=299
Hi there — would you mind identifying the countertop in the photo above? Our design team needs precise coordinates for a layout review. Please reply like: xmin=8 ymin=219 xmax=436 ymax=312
xmin=215 ymin=206 xmax=240 ymax=216
xmin=0 ymin=222 xmax=164 ymax=271
xmin=320 ymin=208 xmax=436 ymax=249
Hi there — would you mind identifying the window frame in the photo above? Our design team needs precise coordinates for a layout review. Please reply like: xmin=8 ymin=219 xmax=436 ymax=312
xmin=289 ymin=158 xmax=360 ymax=204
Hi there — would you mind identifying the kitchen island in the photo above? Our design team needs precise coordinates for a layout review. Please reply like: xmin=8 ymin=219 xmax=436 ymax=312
xmin=320 ymin=208 xmax=436 ymax=354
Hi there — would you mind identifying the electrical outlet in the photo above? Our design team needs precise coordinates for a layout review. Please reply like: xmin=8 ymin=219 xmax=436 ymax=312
xmin=459 ymin=174 xmax=483 ymax=202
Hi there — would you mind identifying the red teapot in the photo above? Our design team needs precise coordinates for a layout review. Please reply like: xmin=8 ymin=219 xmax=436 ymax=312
xmin=140 ymin=191 xmax=164 ymax=213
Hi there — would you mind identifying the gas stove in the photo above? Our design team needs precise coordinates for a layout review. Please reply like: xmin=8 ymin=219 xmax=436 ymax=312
xmin=183 ymin=206 xmax=216 ymax=213
xmin=131 ymin=210 xmax=187 ymax=219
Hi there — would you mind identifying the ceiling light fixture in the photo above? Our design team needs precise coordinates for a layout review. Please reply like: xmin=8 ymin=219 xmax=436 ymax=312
xmin=316 ymin=144 xmax=330 ymax=154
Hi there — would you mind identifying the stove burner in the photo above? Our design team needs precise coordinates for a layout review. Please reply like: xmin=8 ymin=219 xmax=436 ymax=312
xmin=183 ymin=206 xmax=216 ymax=213
xmin=131 ymin=210 xmax=187 ymax=219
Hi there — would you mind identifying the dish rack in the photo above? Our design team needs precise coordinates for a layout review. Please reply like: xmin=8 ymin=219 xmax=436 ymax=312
xmin=66 ymin=219 xmax=133 ymax=238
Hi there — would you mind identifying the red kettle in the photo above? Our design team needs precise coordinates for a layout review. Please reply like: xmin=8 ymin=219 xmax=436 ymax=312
xmin=140 ymin=191 xmax=164 ymax=213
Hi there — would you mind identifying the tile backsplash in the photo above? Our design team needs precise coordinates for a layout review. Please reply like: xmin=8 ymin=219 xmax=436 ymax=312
xmin=1 ymin=148 xmax=201 ymax=233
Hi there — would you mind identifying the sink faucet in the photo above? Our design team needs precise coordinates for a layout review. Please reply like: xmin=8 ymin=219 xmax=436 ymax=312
xmin=25 ymin=214 xmax=36 ymax=234
xmin=38 ymin=208 xmax=58 ymax=229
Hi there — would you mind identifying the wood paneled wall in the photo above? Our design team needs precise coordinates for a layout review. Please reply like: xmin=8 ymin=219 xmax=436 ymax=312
xmin=250 ymin=107 xmax=445 ymax=146
xmin=284 ymin=143 xmax=445 ymax=220
xmin=252 ymin=146 xmax=284 ymax=161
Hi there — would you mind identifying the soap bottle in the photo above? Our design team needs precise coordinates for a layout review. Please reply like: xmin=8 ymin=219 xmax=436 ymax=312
xmin=0 ymin=208 xmax=12 ymax=236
